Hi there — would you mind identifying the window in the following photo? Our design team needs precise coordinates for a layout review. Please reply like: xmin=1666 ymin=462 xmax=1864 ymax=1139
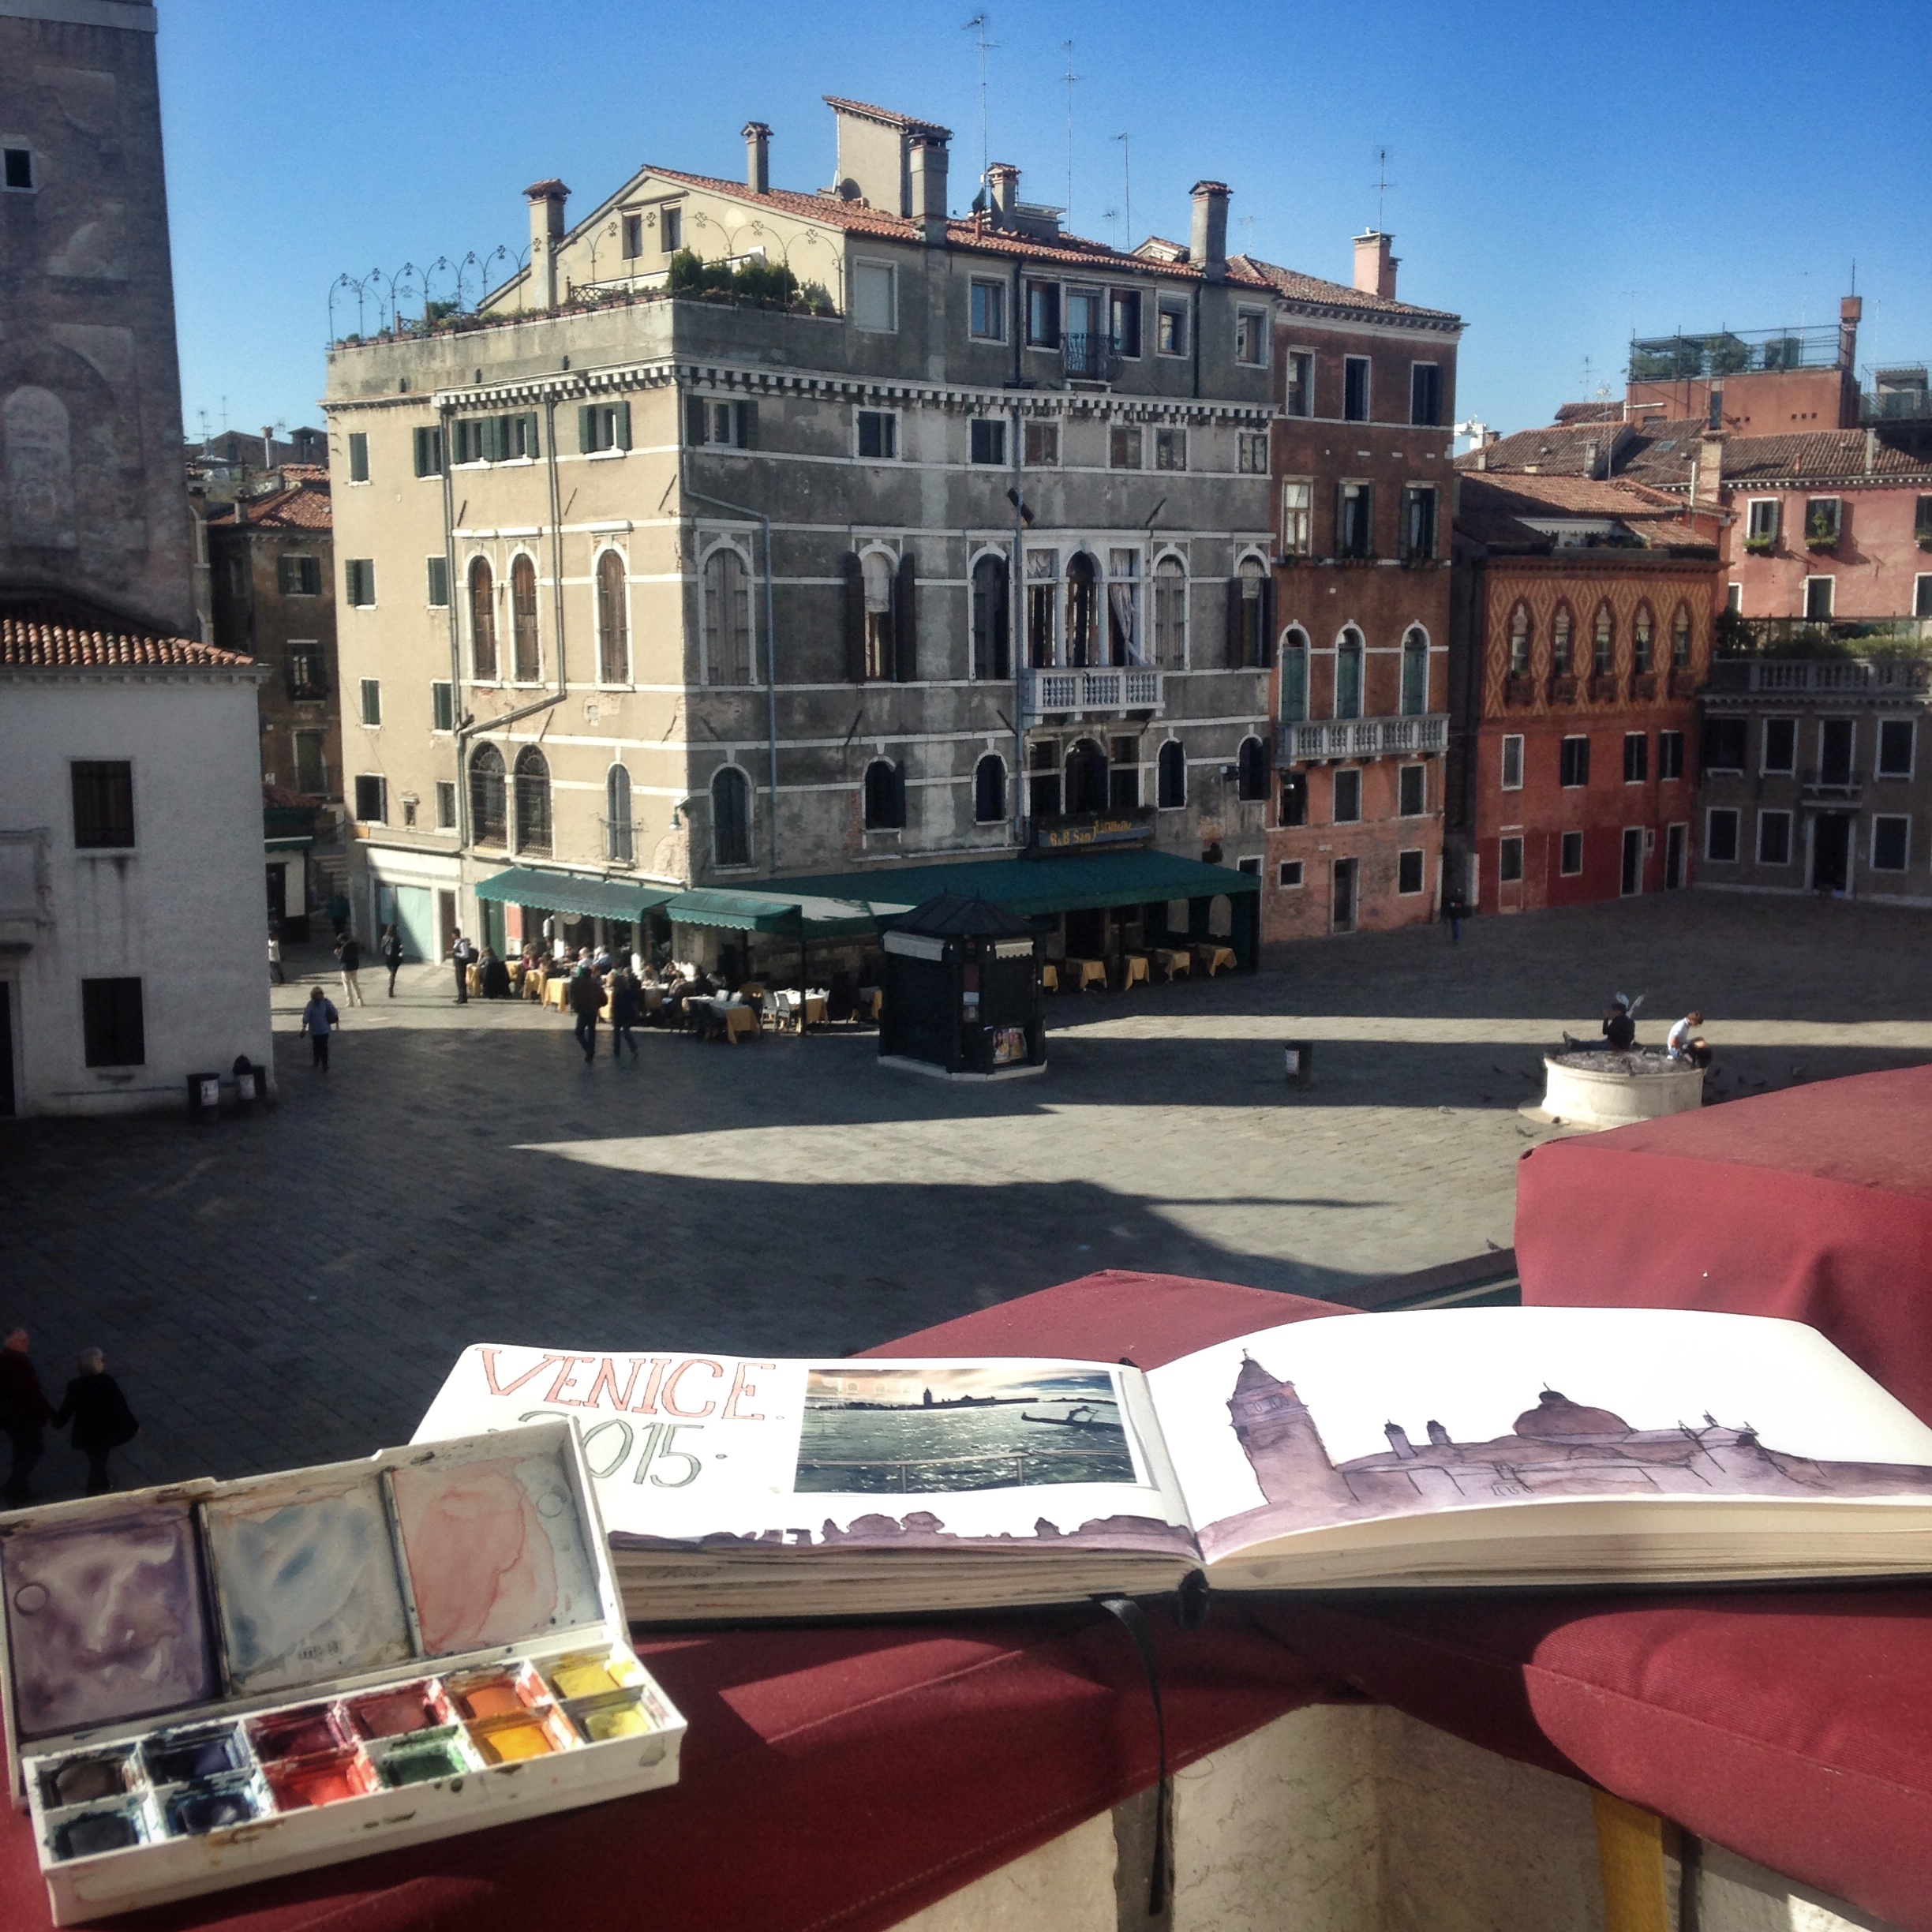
xmin=1333 ymin=767 xmax=1362 ymax=823
xmin=1632 ymin=606 xmax=1653 ymax=674
xmin=970 ymin=279 xmax=1006 ymax=341
xmin=970 ymin=418 xmax=1007 ymax=466
xmin=1027 ymin=741 xmax=1061 ymax=819
xmin=1107 ymin=549 xmax=1140 ymax=665
xmin=1231 ymin=557 xmax=1268 ymax=668
xmin=1705 ymin=807 xmax=1739 ymax=863
xmin=1702 ymin=717 xmax=1747 ymax=772
xmin=1154 ymin=427 xmax=1186 ymax=472
xmin=578 ymin=401 xmax=631 ymax=454
xmin=972 ymin=554 xmax=1009 ymax=680
xmin=1746 ymin=498 xmax=1780 ymax=549
xmin=605 ymin=766 xmax=634 ymax=864
xmin=223 ymin=554 xmax=249 ymax=599
xmin=1342 ymin=357 xmax=1370 ymax=423
xmin=863 ymin=758 xmax=905 ymax=830
xmin=1110 ymin=425 xmax=1143 ymax=470
xmin=1805 ymin=496 xmax=1843 ymax=547
xmin=1623 ymin=732 xmax=1647 ymax=782
xmin=1559 ymin=735 xmax=1590 ymax=788
xmin=857 ymin=410 xmax=897 ymax=459
xmin=513 ymin=746 xmax=550 ymax=854
xmin=470 ymin=744 xmax=506 ymax=844
xmin=511 ymin=554 xmax=540 ymax=680
xmin=1157 ymin=739 xmax=1186 ymax=808
xmin=1279 ymin=627 xmax=1309 ymax=721
xmin=1338 ymin=483 xmax=1373 ymax=558
xmin=432 ymin=681 xmax=454 ymax=732
xmin=1918 ymin=495 xmax=1932 ymax=542
xmin=1065 ymin=553 xmax=1099 ymax=667
xmin=426 ymin=555 xmax=449 ymax=606
xmin=344 ymin=560 xmax=376 ymax=606
xmin=1410 ymin=363 xmax=1443 ymax=427
xmin=1758 ymin=811 xmax=1792 ymax=866
xmin=354 ymin=774 xmax=388 ymax=823
xmin=413 ymin=426 xmax=444 ymax=477
xmin=1335 ymin=627 xmax=1364 ymax=719
xmin=1237 ymin=736 xmax=1268 ymax=802
xmin=1500 ymin=835 xmax=1525 ymax=884
xmin=1593 ymin=605 xmax=1614 ymax=675
xmin=1399 ymin=486 xmax=1436 ymax=560
xmin=622 ymin=212 xmax=644 ymax=260
xmin=1501 ymin=733 xmax=1524 ymax=790
xmin=1278 ymin=859 xmax=1304 ymax=889
xmin=1156 ymin=301 xmax=1187 ymax=356
xmin=597 ymin=549 xmax=629 ymax=683
xmin=704 ymin=546 xmax=754 ymax=687
xmin=1398 ymin=764 xmax=1425 ymax=817
xmin=1917 ymin=575 xmax=1932 ymax=620
xmin=1507 ymin=604 xmax=1531 ymax=676
xmin=1762 ymin=717 xmax=1796 ymax=774
xmin=1284 ymin=350 xmax=1313 ymax=417
xmin=1878 ymin=717 xmax=1915 ymax=778
xmin=1026 ymin=550 xmax=1057 ymax=668
xmin=1399 ymin=626 xmax=1428 ymax=715
xmin=435 ymin=781 xmax=456 ymax=829
xmin=1024 ymin=421 xmax=1060 ymax=466
xmin=1658 ymin=730 xmax=1684 ymax=781
xmin=1025 ymin=280 xmax=1060 ymax=347
xmin=1560 ymin=830 xmax=1584 ymax=875
xmin=454 ymin=413 xmax=540 ymax=463
xmin=853 ymin=262 xmax=897 ymax=332
xmin=3 ymin=148 xmax=35 ymax=192
xmin=360 ymin=678 xmax=382 ymax=727
xmin=1152 ymin=558 xmax=1187 ymax=668
xmin=1726 ymin=582 xmax=1743 ymax=614
xmin=712 ymin=766 xmax=751 ymax=867
xmin=1235 ymin=309 xmax=1266 ymax=365
xmin=1280 ymin=769 xmax=1309 ymax=825
xmin=72 ymin=761 xmax=134 ymax=848
xmin=1672 ymin=605 xmax=1692 ymax=667
xmin=1065 ymin=739 xmax=1106 ymax=819
xmin=660 ymin=205 xmax=682 ymax=252
xmin=1238 ymin=431 xmax=1269 ymax=474
xmin=1281 ymin=480 xmax=1312 ymax=556
xmin=1109 ymin=289 xmax=1140 ymax=358
xmin=468 ymin=558 xmax=496 ymax=678
xmin=1872 ymin=815 xmax=1911 ymax=872
xmin=1237 ymin=855 xmax=1262 ymax=878
xmin=684 ymin=397 xmax=756 ymax=449
xmin=1397 ymin=848 xmax=1425 ymax=895
xmin=286 ymin=642 xmax=327 ymax=701
xmin=974 ymin=754 xmax=1006 ymax=823
xmin=1804 ymin=576 xmax=1836 ymax=621
xmin=1112 ymin=738 xmax=1144 ymax=811
xmin=1552 ymin=605 xmax=1574 ymax=675
xmin=81 ymin=979 xmax=144 ymax=1068
xmin=347 ymin=432 xmax=369 ymax=483
xmin=277 ymin=554 xmax=321 ymax=596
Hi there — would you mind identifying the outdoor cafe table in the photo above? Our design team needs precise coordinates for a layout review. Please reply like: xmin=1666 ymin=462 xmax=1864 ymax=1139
xmin=1152 ymin=946 xmax=1191 ymax=979
xmin=687 ymin=994 xmax=758 ymax=1042
xmin=1039 ymin=961 xmax=1060 ymax=992
xmin=543 ymin=975 xmax=571 ymax=1012
xmin=1193 ymin=942 xmax=1237 ymax=977
xmin=1123 ymin=953 xmax=1151 ymax=987
xmin=1065 ymin=956 xmax=1109 ymax=991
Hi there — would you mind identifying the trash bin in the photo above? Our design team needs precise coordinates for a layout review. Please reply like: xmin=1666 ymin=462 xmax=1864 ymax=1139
xmin=186 ymin=1072 xmax=222 ymax=1118
xmin=232 ymin=1054 xmax=258 ymax=1110
xmin=1283 ymin=1041 xmax=1313 ymax=1090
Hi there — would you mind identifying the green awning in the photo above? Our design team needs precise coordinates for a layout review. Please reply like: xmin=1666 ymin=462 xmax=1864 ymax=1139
xmin=665 ymin=889 xmax=880 ymax=939
xmin=473 ymin=867 xmax=676 ymax=923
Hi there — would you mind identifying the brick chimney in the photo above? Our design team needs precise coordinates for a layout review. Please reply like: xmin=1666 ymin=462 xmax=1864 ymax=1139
xmin=743 ymin=122 xmax=771 ymax=194
xmin=1191 ymin=182 xmax=1229 ymax=282
xmin=1354 ymin=230 xmax=1398 ymax=301
xmin=987 ymin=162 xmax=1018 ymax=227
xmin=1838 ymin=294 xmax=1863 ymax=372
xmin=525 ymin=178 xmax=569 ymax=309
xmin=1693 ymin=432 xmax=1724 ymax=509
xmin=908 ymin=132 xmax=949 ymax=244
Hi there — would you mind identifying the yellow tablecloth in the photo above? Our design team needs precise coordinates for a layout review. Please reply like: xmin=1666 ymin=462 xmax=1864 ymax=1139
xmin=723 ymin=1004 xmax=759 ymax=1043
xmin=1066 ymin=957 xmax=1109 ymax=991
xmin=1195 ymin=944 xmax=1237 ymax=977
xmin=1153 ymin=948 xmax=1192 ymax=979
xmin=1040 ymin=963 xmax=1060 ymax=993
xmin=1123 ymin=954 xmax=1151 ymax=988
xmin=544 ymin=976 xmax=571 ymax=1012
xmin=466 ymin=964 xmax=482 ymax=996
xmin=523 ymin=971 xmax=546 ymax=1002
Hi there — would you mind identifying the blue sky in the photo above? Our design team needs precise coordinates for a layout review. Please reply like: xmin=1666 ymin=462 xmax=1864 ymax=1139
xmin=158 ymin=1 xmax=1930 ymax=444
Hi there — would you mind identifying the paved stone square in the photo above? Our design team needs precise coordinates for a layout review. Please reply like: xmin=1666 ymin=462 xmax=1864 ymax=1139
xmin=4 ymin=891 xmax=1929 ymax=1500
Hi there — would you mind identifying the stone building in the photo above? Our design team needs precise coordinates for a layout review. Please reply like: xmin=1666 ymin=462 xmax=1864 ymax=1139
xmin=1249 ymin=234 xmax=1462 ymax=939
xmin=321 ymin=98 xmax=1277 ymax=965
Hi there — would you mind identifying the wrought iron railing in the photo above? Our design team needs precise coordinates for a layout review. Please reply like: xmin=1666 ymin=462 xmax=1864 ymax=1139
xmin=1799 ymin=767 xmax=1865 ymax=796
xmin=1062 ymin=332 xmax=1121 ymax=384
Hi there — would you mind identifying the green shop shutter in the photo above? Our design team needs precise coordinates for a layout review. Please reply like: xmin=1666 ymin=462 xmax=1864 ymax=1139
xmin=842 ymin=551 xmax=866 ymax=683
xmin=893 ymin=551 xmax=917 ymax=682
xmin=578 ymin=405 xmax=597 ymax=454
xmin=613 ymin=401 xmax=632 ymax=450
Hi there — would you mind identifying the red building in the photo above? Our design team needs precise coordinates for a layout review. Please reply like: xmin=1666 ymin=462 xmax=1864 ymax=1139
xmin=1447 ymin=473 xmax=1721 ymax=913
xmin=1247 ymin=231 xmax=1464 ymax=938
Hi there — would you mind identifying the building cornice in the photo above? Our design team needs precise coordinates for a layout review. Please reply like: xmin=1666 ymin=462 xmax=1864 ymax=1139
xmin=0 ymin=665 xmax=268 ymax=687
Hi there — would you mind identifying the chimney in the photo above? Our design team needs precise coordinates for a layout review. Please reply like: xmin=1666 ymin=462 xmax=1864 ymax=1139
xmin=1384 ymin=1422 xmax=1416 ymax=1460
xmin=743 ymin=122 xmax=771 ymax=195
xmin=1354 ymin=230 xmax=1398 ymax=301
xmin=525 ymin=178 xmax=570 ymax=309
xmin=908 ymin=132 xmax=949 ymax=244
xmin=1425 ymin=1420 xmax=1451 ymax=1447
xmin=1190 ymin=182 xmax=1229 ymax=282
xmin=1584 ymin=438 xmax=1601 ymax=480
xmin=987 ymin=162 xmax=1018 ymax=227
xmin=1839 ymin=294 xmax=1863 ymax=372
xmin=1694 ymin=433 xmax=1724 ymax=509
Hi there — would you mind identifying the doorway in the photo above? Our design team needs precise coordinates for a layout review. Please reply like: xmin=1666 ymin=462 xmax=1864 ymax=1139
xmin=0 ymin=983 xmax=13 ymax=1116
xmin=1811 ymin=814 xmax=1853 ymax=893
xmin=437 ymin=889 xmax=458 ymax=961
xmin=1620 ymin=827 xmax=1644 ymax=897
xmin=394 ymin=885 xmax=434 ymax=964
xmin=1331 ymin=858 xmax=1358 ymax=934
xmin=1664 ymin=822 xmax=1687 ymax=890
xmin=266 ymin=863 xmax=286 ymax=927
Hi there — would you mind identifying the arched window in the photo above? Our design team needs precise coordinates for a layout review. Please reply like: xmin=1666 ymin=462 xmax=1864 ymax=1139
xmin=1065 ymin=552 xmax=1099 ymax=668
xmin=513 ymin=745 xmax=551 ymax=855
xmin=1065 ymin=737 xmax=1109 ymax=815
xmin=861 ymin=549 xmax=894 ymax=680
xmin=1236 ymin=734 xmax=1268 ymax=802
xmin=469 ymin=558 xmax=497 ymax=680
xmin=1632 ymin=604 xmax=1654 ymax=675
xmin=1232 ymin=556 xmax=1268 ymax=668
xmin=1335 ymin=626 xmax=1364 ymax=720
xmin=1593 ymin=604 xmax=1614 ymax=676
xmin=1152 ymin=556 xmax=1187 ymax=668
xmin=973 ymin=753 xmax=1006 ymax=824
xmin=469 ymin=742 xmax=505 ymax=845
xmin=1400 ymin=626 xmax=1428 ymax=717
xmin=597 ymin=550 xmax=629 ymax=684
xmin=1552 ymin=604 xmax=1574 ymax=676
xmin=1508 ymin=602 xmax=1531 ymax=676
xmin=971 ymin=554 xmax=1009 ymax=681
xmin=511 ymin=555 xmax=541 ymax=681
xmin=1157 ymin=739 xmax=1186 ymax=810
xmin=1672 ymin=603 xmax=1692 ymax=668
xmin=605 ymin=764 xmax=633 ymax=864
xmin=1279 ymin=626 xmax=1309 ymax=721
xmin=863 ymin=758 xmax=904 ymax=830
xmin=705 ymin=546 xmax=753 ymax=687
xmin=1106 ymin=549 xmax=1140 ymax=665
xmin=711 ymin=766 xmax=750 ymax=867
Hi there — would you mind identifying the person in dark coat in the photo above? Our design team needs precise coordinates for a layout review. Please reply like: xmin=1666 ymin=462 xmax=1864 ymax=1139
xmin=53 ymin=1349 xmax=137 ymax=1496
xmin=328 ymin=892 xmax=350 ymax=940
xmin=568 ymin=963 xmax=603 ymax=1063
xmin=608 ymin=967 xmax=641 ymax=1061
xmin=0 ymin=1328 xmax=55 ymax=1505
xmin=380 ymin=924 xmax=405 ymax=997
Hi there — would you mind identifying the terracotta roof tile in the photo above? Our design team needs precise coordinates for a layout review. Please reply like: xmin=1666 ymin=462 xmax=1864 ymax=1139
xmin=1457 ymin=474 xmax=1712 ymax=551
xmin=1554 ymin=401 xmax=1624 ymax=424
xmin=0 ymin=599 xmax=252 ymax=670
xmin=821 ymin=95 xmax=951 ymax=138
xmin=1236 ymin=253 xmax=1459 ymax=322
xmin=1716 ymin=429 xmax=1932 ymax=484
xmin=206 ymin=478 xmax=332 ymax=531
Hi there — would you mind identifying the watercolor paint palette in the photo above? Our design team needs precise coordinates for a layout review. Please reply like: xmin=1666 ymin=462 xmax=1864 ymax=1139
xmin=0 ymin=1423 xmax=683 ymax=1923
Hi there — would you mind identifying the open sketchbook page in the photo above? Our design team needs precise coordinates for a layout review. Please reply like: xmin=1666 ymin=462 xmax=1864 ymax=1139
xmin=415 ymin=1346 xmax=1199 ymax=1562
xmin=1144 ymin=1306 xmax=1932 ymax=1568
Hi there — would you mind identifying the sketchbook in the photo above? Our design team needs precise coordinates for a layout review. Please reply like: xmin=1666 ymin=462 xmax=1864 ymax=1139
xmin=412 ymin=1308 xmax=1932 ymax=1621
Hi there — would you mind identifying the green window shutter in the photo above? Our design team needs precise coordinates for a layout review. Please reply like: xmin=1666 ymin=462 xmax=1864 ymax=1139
xmin=685 ymin=395 xmax=706 ymax=447
xmin=523 ymin=411 xmax=541 ymax=458
xmin=578 ymin=405 xmax=597 ymax=454
xmin=1258 ymin=575 xmax=1275 ymax=668
xmin=737 ymin=400 xmax=758 ymax=449
xmin=1225 ymin=576 xmax=1245 ymax=668
xmin=614 ymin=400 xmax=632 ymax=450
xmin=842 ymin=551 xmax=867 ymax=683
xmin=893 ymin=551 xmax=917 ymax=682
xmin=413 ymin=427 xmax=429 ymax=477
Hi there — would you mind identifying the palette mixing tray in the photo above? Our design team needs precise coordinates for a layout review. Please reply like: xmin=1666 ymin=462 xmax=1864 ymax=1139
xmin=0 ymin=1422 xmax=683 ymax=1922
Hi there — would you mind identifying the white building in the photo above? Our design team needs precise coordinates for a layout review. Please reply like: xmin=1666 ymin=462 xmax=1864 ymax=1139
xmin=0 ymin=601 xmax=274 ymax=1116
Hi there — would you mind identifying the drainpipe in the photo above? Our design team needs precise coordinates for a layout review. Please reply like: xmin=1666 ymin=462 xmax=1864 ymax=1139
xmin=1011 ymin=399 xmax=1026 ymax=852
xmin=440 ymin=399 xmax=467 ymax=846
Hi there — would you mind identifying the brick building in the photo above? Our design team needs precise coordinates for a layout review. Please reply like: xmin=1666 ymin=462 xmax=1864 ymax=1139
xmin=1447 ymin=473 xmax=1721 ymax=914
xmin=1247 ymin=232 xmax=1462 ymax=938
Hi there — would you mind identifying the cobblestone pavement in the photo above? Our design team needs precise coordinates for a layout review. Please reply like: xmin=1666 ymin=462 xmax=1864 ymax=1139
xmin=4 ymin=892 xmax=1928 ymax=1499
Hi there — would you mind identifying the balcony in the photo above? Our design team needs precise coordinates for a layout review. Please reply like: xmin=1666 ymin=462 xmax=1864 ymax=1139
xmin=1278 ymin=713 xmax=1449 ymax=762
xmin=1631 ymin=672 xmax=1657 ymax=701
xmin=1706 ymin=653 xmax=1932 ymax=701
xmin=1548 ymin=674 xmax=1578 ymax=705
xmin=1799 ymin=767 xmax=1864 ymax=800
xmin=1062 ymin=331 xmax=1122 ymax=386
xmin=1503 ymin=672 xmax=1536 ymax=707
xmin=1586 ymin=672 xmax=1620 ymax=703
xmin=1021 ymin=665 xmax=1163 ymax=723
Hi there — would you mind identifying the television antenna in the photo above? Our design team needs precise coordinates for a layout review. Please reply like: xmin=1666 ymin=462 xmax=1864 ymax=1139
xmin=1372 ymin=147 xmax=1395 ymax=230
xmin=1061 ymin=39 xmax=1078 ymax=226
xmin=963 ymin=14 xmax=996 ymax=199
xmin=1113 ymin=132 xmax=1131 ymax=249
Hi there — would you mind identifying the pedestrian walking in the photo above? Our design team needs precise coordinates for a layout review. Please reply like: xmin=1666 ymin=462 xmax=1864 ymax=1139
xmin=608 ymin=966 xmax=641 ymax=1061
xmin=328 ymin=892 xmax=350 ymax=940
xmin=568 ymin=962 xmax=603 ymax=1064
xmin=0 ymin=1328 xmax=54 ymax=1506
xmin=451 ymin=932 xmax=477 ymax=1003
xmin=1443 ymin=889 xmax=1466 ymax=946
xmin=300 ymin=985 xmax=339 ymax=1071
xmin=381 ymin=923 xmax=405 ymax=998
xmin=335 ymin=932 xmax=365 ymax=1007
xmin=53 ymin=1349 xmax=137 ymax=1496
xmin=268 ymin=916 xmax=286 ymax=985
